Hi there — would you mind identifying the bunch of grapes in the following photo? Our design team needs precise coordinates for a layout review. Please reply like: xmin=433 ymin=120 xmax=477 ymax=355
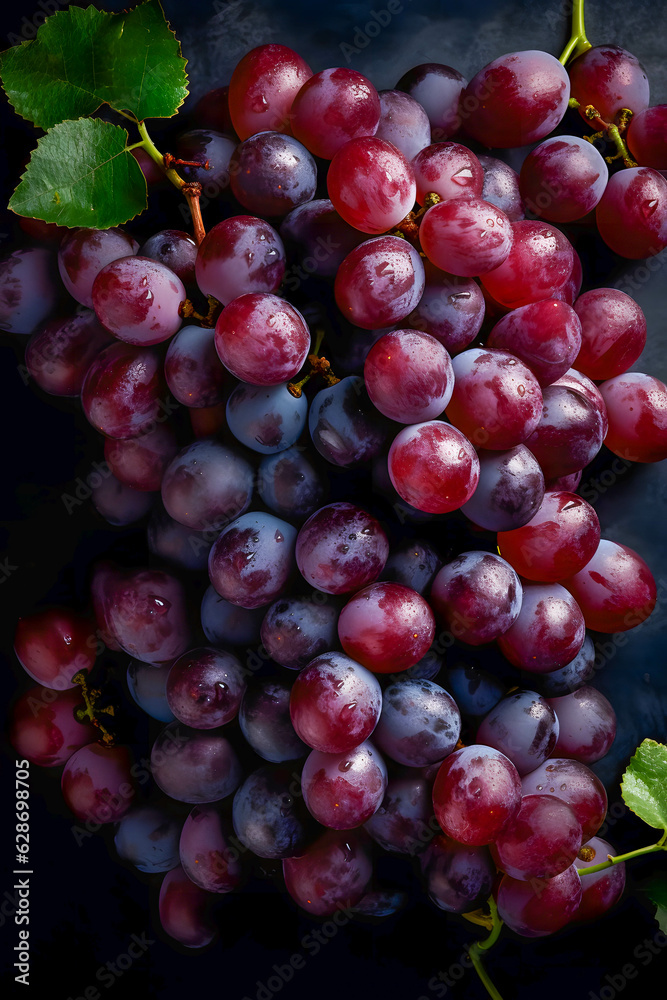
xmin=2 ymin=4 xmax=666 ymax=993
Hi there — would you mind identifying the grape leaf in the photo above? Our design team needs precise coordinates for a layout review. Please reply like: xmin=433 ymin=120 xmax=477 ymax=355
xmin=621 ymin=739 xmax=667 ymax=831
xmin=646 ymin=881 xmax=667 ymax=934
xmin=9 ymin=119 xmax=147 ymax=229
xmin=0 ymin=0 xmax=188 ymax=130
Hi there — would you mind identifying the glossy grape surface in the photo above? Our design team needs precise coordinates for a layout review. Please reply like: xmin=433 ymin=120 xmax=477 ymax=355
xmin=291 ymin=67 xmax=380 ymax=159
xmin=114 ymin=804 xmax=181 ymax=874
xmin=229 ymin=132 xmax=317 ymax=218
xmin=215 ymin=292 xmax=310 ymax=385
xmin=596 ymin=167 xmax=667 ymax=259
xmin=328 ymin=136 xmax=416 ymax=235
xmin=289 ymin=652 xmax=382 ymax=753
xmin=487 ymin=300 xmax=582 ymax=386
xmin=411 ymin=142 xmax=483 ymax=205
xmin=573 ymin=837 xmax=626 ymax=922
xmin=364 ymin=773 xmax=435 ymax=855
xmin=480 ymin=220 xmax=574 ymax=310
xmin=497 ymin=581 xmax=585 ymax=673
xmin=562 ymin=538 xmax=657 ymax=633
xmin=374 ymin=679 xmax=461 ymax=767
xmin=140 ymin=229 xmax=197 ymax=287
xmin=309 ymin=375 xmax=389 ymax=468
xmin=626 ymin=104 xmax=667 ymax=169
xmin=420 ymin=197 xmax=513 ymax=277
xmin=232 ymin=765 xmax=315 ymax=859
xmin=338 ymin=582 xmax=435 ymax=673
xmin=282 ymin=828 xmax=372 ymax=915
xmin=239 ymin=679 xmax=308 ymax=763
xmin=81 ymin=342 xmax=166 ymax=440
xmin=295 ymin=502 xmax=389 ymax=595
xmin=166 ymin=647 xmax=246 ymax=729
xmin=301 ymin=740 xmax=387 ymax=829
xmin=430 ymin=552 xmax=522 ymax=646
xmin=497 ymin=865 xmax=582 ymax=937
xmin=396 ymin=63 xmax=467 ymax=139
xmin=158 ymin=865 xmax=217 ymax=948
xmin=106 ymin=568 xmax=191 ymax=665
xmin=62 ymin=743 xmax=136 ymax=823
xmin=497 ymin=491 xmax=600 ymax=582
xmin=161 ymin=439 xmax=253 ymax=533
xmin=568 ymin=45 xmax=650 ymax=122
xmin=420 ymin=834 xmax=495 ymax=912
xmin=548 ymin=687 xmax=617 ymax=764
xmin=521 ymin=757 xmax=607 ymax=842
xmin=228 ymin=44 xmax=312 ymax=139
xmin=477 ymin=690 xmax=559 ymax=775
xmin=261 ymin=597 xmax=339 ymax=670
xmin=179 ymin=804 xmax=243 ymax=892
xmin=446 ymin=348 xmax=543 ymax=450
xmin=376 ymin=89 xmax=431 ymax=160
xmin=257 ymin=446 xmax=328 ymax=520
xmin=208 ymin=512 xmax=298 ymax=609
xmin=334 ymin=236 xmax=425 ymax=330
xmin=599 ymin=372 xmax=667 ymax=463
xmin=491 ymin=793 xmax=582 ymax=879
xmin=57 ymin=227 xmax=139 ymax=308
xmin=406 ymin=262 xmax=484 ymax=355
xmin=104 ymin=423 xmax=178 ymax=492
xmin=14 ymin=607 xmax=97 ymax=690
xmin=195 ymin=216 xmax=286 ymax=306
xmin=519 ymin=136 xmax=608 ymax=222
xmin=25 ymin=311 xmax=113 ymax=397
xmin=463 ymin=50 xmax=570 ymax=147
xmin=388 ymin=420 xmax=480 ymax=514
xmin=574 ymin=289 xmax=647 ymax=381
xmin=460 ymin=446 xmax=545 ymax=532
xmin=9 ymin=685 xmax=96 ymax=767
xmin=127 ymin=659 xmax=174 ymax=722
xmin=432 ymin=745 xmax=522 ymax=845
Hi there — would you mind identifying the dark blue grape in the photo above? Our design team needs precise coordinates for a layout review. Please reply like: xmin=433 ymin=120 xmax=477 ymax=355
xmin=226 ymin=382 xmax=308 ymax=454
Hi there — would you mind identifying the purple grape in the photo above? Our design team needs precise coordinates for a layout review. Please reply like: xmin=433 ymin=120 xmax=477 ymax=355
xmin=164 ymin=325 xmax=227 ymax=408
xmin=81 ymin=342 xmax=166 ymax=440
xmin=151 ymin=722 xmax=242 ymax=803
xmin=161 ymin=439 xmax=254 ymax=532
xmin=104 ymin=422 xmax=178 ymax=492
xmin=295 ymin=502 xmax=389 ymax=595
xmin=290 ymin=67 xmax=380 ymax=160
xmin=433 ymin=745 xmax=522 ymax=846
xmin=477 ymin=690 xmax=559 ymax=775
xmin=301 ymin=740 xmax=387 ymax=829
xmin=195 ymin=216 xmax=286 ymax=305
xmin=25 ymin=310 xmax=113 ymax=396
xmin=280 ymin=199 xmax=365 ymax=279
xmin=239 ymin=679 xmax=308 ymax=763
xmin=478 ymin=155 xmax=525 ymax=221
xmin=497 ymin=865 xmax=582 ymax=937
xmin=114 ymin=804 xmax=182 ymax=874
xmin=179 ymin=804 xmax=243 ymax=892
xmin=309 ymin=375 xmax=389 ymax=468
xmin=335 ymin=236 xmax=425 ymax=331
xmin=140 ymin=229 xmax=197 ymax=287
xmin=537 ymin=634 xmax=597 ymax=697
xmin=282 ymin=828 xmax=373 ymax=916
xmin=289 ymin=652 xmax=382 ymax=753
xmin=396 ymin=63 xmax=467 ymax=140
xmin=364 ymin=772 xmax=436 ymax=855
xmin=58 ymin=227 xmax=139 ymax=308
xmin=497 ymin=582 xmax=586 ymax=674
xmin=430 ymin=552 xmax=523 ymax=647
xmin=460 ymin=446 xmax=545 ymax=532
xmin=106 ymin=568 xmax=191 ymax=665
xmin=420 ymin=834 xmax=496 ymax=912
xmin=374 ymin=679 xmax=461 ymax=767
xmin=376 ymin=90 xmax=431 ymax=161
xmin=200 ymin=584 xmax=264 ymax=647
xmin=232 ymin=765 xmax=315 ymax=859
xmin=61 ymin=743 xmax=136 ymax=824
xmin=166 ymin=647 xmax=247 ymax=729
xmin=444 ymin=664 xmax=506 ymax=720
xmin=91 ymin=473 xmax=156 ymax=526
xmin=521 ymin=757 xmax=608 ymax=842
xmin=229 ymin=132 xmax=317 ymax=217
xmin=208 ymin=512 xmax=297 ymax=609
xmin=176 ymin=129 xmax=236 ymax=191
xmin=9 ymin=685 xmax=96 ymax=768
xmin=127 ymin=659 xmax=175 ymax=722
xmin=158 ymin=866 xmax=217 ymax=948
xmin=364 ymin=329 xmax=454 ymax=424
xmin=257 ymin=446 xmax=328 ymax=520
xmin=547 ymin=687 xmax=617 ymax=764
xmin=261 ymin=597 xmax=339 ymax=670
xmin=381 ymin=539 xmax=442 ymax=596
xmin=573 ymin=837 xmax=626 ymax=921
xmin=148 ymin=506 xmax=216 ymax=572
xmin=519 ymin=136 xmax=608 ymax=223
xmin=0 ymin=247 xmax=61 ymax=335
xmin=214 ymin=292 xmax=311 ymax=386
xmin=406 ymin=261 xmax=485 ymax=355
xmin=491 ymin=793 xmax=582 ymax=880
xmin=226 ymin=382 xmax=308 ymax=454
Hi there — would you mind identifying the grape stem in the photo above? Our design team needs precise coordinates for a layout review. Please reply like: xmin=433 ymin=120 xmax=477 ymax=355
xmin=72 ymin=670 xmax=116 ymax=746
xmin=576 ymin=837 xmax=667 ymax=876
xmin=558 ymin=0 xmax=592 ymax=65
xmin=569 ymin=98 xmax=638 ymax=166
xmin=468 ymin=897 xmax=505 ymax=1000
xmin=287 ymin=329 xmax=340 ymax=398
xmin=134 ymin=120 xmax=207 ymax=245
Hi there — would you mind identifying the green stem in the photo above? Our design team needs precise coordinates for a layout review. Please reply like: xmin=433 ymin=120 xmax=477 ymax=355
xmin=468 ymin=898 xmax=505 ymax=1000
xmin=135 ymin=120 xmax=206 ymax=244
xmin=577 ymin=840 xmax=667 ymax=876
xmin=136 ymin=120 xmax=185 ymax=190
xmin=558 ymin=0 xmax=592 ymax=65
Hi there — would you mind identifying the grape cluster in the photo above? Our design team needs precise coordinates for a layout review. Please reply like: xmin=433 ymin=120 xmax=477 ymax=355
xmin=3 ymin=30 xmax=666 ymax=963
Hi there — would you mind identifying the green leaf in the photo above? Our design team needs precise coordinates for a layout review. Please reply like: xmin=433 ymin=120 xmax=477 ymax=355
xmin=621 ymin=739 xmax=667 ymax=831
xmin=9 ymin=119 xmax=147 ymax=229
xmin=0 ymin=0 xmax=188 ymax=130
xmin=646 ymin=880 xmax=667 ymax=934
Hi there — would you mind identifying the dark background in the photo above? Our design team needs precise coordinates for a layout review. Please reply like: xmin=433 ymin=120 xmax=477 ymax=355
xmin=1 ymin=2 xmax=667 ymax=999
